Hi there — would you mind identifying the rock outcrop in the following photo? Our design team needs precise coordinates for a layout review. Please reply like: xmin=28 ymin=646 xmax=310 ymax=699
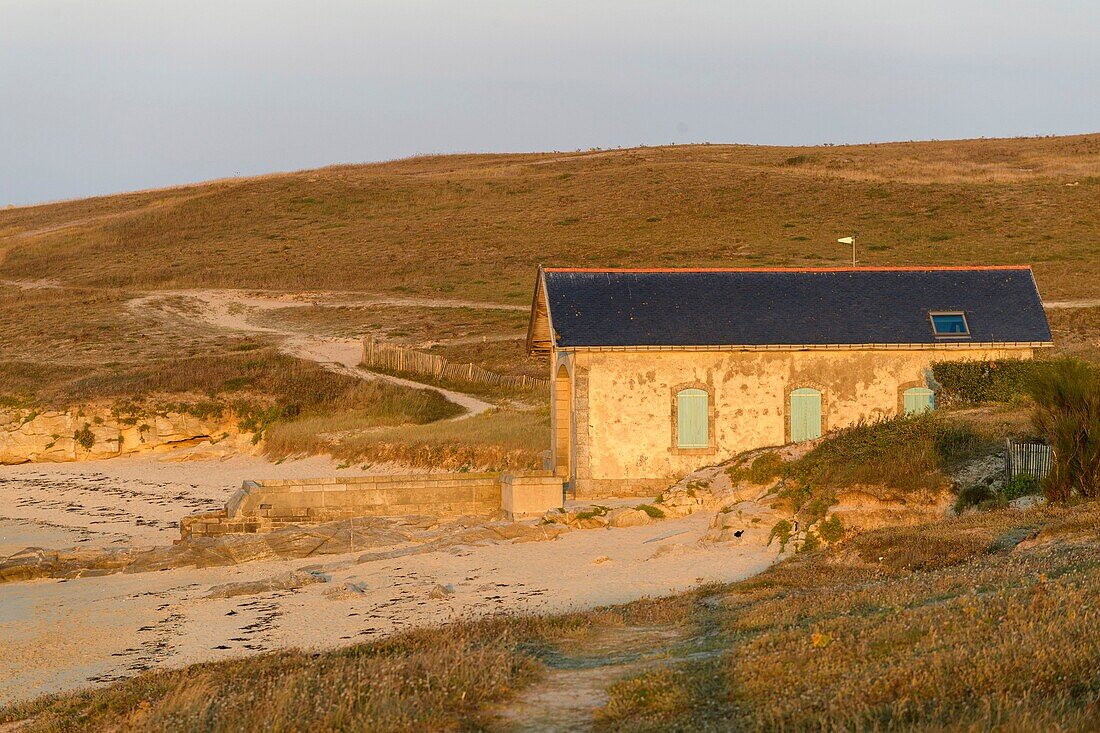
xmin=0 ymin=405 xmax=252 ymax=465
xmin=828 ymin=485 xmax=954 ymax=531
xmin=606 ymin=507 xmax=655 ymax=528
xmin=205 ymin=570 xmax=329 ymax=599
xmin=704 ymin=500 xmax=789 ymax=545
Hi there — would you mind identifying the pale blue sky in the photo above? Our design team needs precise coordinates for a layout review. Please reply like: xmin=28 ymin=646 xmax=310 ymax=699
xmin=2 ymin=0 xmax=1098 ymax=205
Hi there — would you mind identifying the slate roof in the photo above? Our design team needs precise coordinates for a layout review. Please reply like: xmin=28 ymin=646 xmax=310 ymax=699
xmin=540 ymin=267 xmax=1052 ymax=348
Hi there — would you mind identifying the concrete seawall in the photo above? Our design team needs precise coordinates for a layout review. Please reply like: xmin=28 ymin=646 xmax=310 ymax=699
xmin=181 ymin=471 xmax=564 ymax=540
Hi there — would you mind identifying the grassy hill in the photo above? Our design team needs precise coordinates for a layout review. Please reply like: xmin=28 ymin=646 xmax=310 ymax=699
xmin=2 ymin=134 xmax=1099 ymax=469
xmin=3 ymin=134 xmax=1100 ymax=300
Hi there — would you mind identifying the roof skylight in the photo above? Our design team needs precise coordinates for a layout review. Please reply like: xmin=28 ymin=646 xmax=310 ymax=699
xmin=930 ymin=311 xmax=970 ymax=337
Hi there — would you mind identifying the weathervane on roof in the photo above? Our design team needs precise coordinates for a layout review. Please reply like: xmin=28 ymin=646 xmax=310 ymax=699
xmin=838 ymin=235 xmax=856 ymax=267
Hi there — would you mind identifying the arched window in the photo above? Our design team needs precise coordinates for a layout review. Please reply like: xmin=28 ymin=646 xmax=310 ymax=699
xmin=903 ymin=387 xmax=935 ymax=415
xmin=676 ymin=388 xmax=709 ymax=448
xmin=790 ymin=388 xmax=823 ymax=442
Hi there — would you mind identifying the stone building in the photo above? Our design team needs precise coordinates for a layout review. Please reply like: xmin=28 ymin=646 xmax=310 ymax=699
xmin=526 ymin=266 xmax=1053 ymax=498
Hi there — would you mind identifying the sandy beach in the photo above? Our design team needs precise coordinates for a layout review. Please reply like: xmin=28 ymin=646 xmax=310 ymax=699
xmin=0 ymin=455 xmax=778 ymax=706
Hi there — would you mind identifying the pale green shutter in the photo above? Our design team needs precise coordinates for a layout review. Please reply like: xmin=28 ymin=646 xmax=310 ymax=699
xmin=677 ymin=389 xmax=709 ymax=448
xmin=790 ymin=388 xmax=822 ymax=442
xmin=903 ymin=387 xmax=935 ymax=415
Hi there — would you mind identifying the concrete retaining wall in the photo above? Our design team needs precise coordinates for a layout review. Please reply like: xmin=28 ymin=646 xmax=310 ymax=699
xmin=181 ymin=471 xmax=564 ymax=540
xmin=501 ymin=473 xmax=568 ymax=520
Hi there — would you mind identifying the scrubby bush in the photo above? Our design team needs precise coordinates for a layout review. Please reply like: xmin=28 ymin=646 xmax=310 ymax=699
xmin=790 ymin=412 xmax=988 ymax=494
xmin=726 ymin=451 xmax=785 ymax=485
xmin=817 ymin=515 xmax=845 ymax=543
xmin=73 ymin=423 xmax=95 ymax=450
xmin=932 ymin=358 xmax=1049 ymax=406
xmin=574 ymin=505 xmax=610 ymax=521
xmin=1028 ymin=359 xmax=1100 ymax=501
xmin=798 ymin=531 xmax=820 ymax=553
xmin=635 ymin=504 xmax=666 ymax=519
xmin=955 ymin=483 xmax=996 ymax=513
xmin=1002 ymin=473 xmax=1041 ymax=501
xmin=768 ymin=520 xmax=794 ymax=549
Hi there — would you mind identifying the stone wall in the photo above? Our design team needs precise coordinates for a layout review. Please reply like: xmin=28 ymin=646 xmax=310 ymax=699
xmin=501 ymin=472 xmax=566 ymax=520
xmin=181 ymin=471 xmax=564 ymax=540
xmin=0 ymin=406 xmax=250 ymax=465
xmin=567 ymin=346 xmax=1037 ymax=498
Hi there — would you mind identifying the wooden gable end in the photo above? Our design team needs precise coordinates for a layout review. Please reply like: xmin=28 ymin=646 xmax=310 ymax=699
xmin=526 ymin=268 xmax=554 ymax=355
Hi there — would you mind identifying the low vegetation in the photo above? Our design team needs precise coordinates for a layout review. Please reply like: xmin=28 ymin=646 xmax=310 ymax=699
xmin=1 ymin=348 xmax=461 ymax=439
xmin=7 ymin=502 xmax=1100 ymax=731
xmin=266 ymin=407 xmax=548 ymax=471
xmin=1048 ymin=304 xmax=1100 ymax=364
xmin=1029 ymin=358 xmax=1100 ymax=501
xmin=366 ymin=362 xmax=546 ymax=401
xmin=427 ymin=339 xmax=546 ymax=380
xmin=0 ymin=285 xmax=241 ymax=366
xmin=790 ymin=412 xmax=989 ymax=493
xmin=252 ymin=303 xmax=530 ymax=350
xmin=727 ymin=413 xmax=993 ymax=503
xmin=932 ymin=357 xmax=1049 ymax=406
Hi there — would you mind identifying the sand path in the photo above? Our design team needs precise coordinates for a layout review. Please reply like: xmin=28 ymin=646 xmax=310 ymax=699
xmin=1044 ymin=299 xmax=1100 ymax=309
xmin=125 ymin=289 xmax=495 ymax=416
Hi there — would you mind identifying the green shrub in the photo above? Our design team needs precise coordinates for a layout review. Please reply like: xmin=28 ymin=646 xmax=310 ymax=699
xmin=574 ymin=505 xmax=610 ymax=521
xmin=817 ymin=515 xmax=845 ymax=543
xmin=73 ymin=423 xmax=95 ymax=450
xmin=955 ymin=483 xmax=996 ymax=513
xmin=803 ymin=495 xmax=835 ymax=524
xmin=726 ymin=451 xmax=785 ymax=485
xmin=932 ymin=358 xmax=1048 ymax=406
xmin=769 ymin=520 xmax=793 ymax=549
xmin=748 ymin=453 xmax=784 ymax=484
xmin=789 ymin=412 xmax=988 ymax=493
xmin=1028 ymin=359 xmax=1100 ymax=501
xmin=635 ymin=504 xmax=666 ymax=519
xmin=1002 ymin=473 xmax=1041 ymax=501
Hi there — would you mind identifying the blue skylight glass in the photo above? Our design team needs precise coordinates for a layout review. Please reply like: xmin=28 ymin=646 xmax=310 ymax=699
xmin=931 ymin=312 xmax=969 ymax=336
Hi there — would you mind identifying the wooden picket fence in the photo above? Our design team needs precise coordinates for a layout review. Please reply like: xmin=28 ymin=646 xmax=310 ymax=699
xmin=1005 ymin=438 xmax=1053 ymax=482
xmin=361 ymin=336 xmax=549 ymax=392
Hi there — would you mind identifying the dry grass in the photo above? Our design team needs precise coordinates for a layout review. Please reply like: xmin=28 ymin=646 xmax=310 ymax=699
xmin=265 ymin=407 xmax=549 ymax=471
xmin=0 ymin=347 xmax=460 ymax=434
xmin=0 ymin=285 xmax=245 ymax=365
xmin=1049 ymin=305 xmax=1100 ymax=363
xmin=251 ymin=303 xmax=528 ymax=345
xmin=598 ymin=503 xmax=1100 ymax=732
xmin=426 ymin=339 xmax=545 ymax=379
xmin=7 ymin=502 xmax=1100 ymax=731
xmin=0 ymin=621 xmax=543 ymax=733
xmin=787 ymin=412 xmax=993 ymax=495
xmin=3 ymin=135 xmax=1099 ymax=300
